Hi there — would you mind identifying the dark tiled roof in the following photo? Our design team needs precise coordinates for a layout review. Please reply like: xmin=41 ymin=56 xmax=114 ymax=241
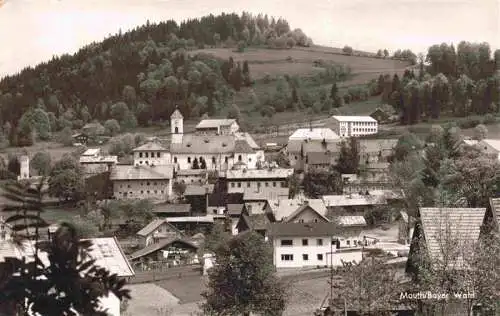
xmin=234 ymin=140 xmax=254 ymax=153
xmin=226 ymin=204 xmax=245 ymax=216
xmin=241 ymin=214 xmax=270 ymax=231
xmin=267 ymin=222 xmax=361 ymax=237
xmin=110 ymin=165 xmax=174 ymax=180
xmin=132 ymin=142 xmax=167 ymax=152
xmin=285 ymin=204 xmax=330 ymax=223
xmin=184 ymin=184 xmax=214 ymax=196
xmin=170 ymin=135 xmax=237 ymax=154
xmin=288 ymin=140 xmax=341 ymax=154
xmin=208 ymin=192 xmax=244 ymax=207
xmin=153 ymin=203 xmax=191 ymax=214
xmin=136 ymin=219 xmax=181 ymax=237
xmin=129 ymin=237 xmax=198 ymax=260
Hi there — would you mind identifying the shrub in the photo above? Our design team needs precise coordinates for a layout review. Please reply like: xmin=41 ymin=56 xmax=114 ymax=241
xmin=458 ymin=117 xmax=481 ymax=129
xmin=483 ymin=113 xmax=496 ymax=125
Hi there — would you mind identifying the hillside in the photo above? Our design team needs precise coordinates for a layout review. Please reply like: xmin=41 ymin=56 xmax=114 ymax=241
xmin=0 ymin=11 xmax=412 ymax=148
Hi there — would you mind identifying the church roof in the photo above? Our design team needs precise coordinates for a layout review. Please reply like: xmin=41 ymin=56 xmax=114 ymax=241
xmin=171 ymin=109 xmax=183 ymax=119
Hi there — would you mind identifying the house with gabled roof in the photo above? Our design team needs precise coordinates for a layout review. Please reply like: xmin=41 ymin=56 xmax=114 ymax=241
xmin=406 ymin=207 xmax=486 ymax=275
xmin=236 ymin=213 xmax=271 ymax=237
xmin=195 ymin=118 xmax=240 ymax=135
xmin=128 ymin=237 xmax=199 ymax=263
xmin=109 ymin=164 xmax=174 ymax=200
xmin=267 ymin=222 xmax=364 ymax=268
xmin=266 ymin=198 xmax=329 ymax=223
xmin=132 ymin=141 xmax=171 ymax=166
xmin=136 ymin=219 xmax=183 ymax=247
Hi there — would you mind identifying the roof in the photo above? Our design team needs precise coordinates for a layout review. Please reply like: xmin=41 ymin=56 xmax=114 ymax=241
xmin=208 ymin=192 xmax=244 ymax=206
xmin=267 ymin=222 xmax=361 ymax=237
xmin=226 ymin=168 xmax=293 ymax=179
xmin=128 ymin=237 xmax=198 ymax=261
xmin=132 ymin=142 xmax=167 ymax=152
xmin=234 ymin=139 xmax=254 ymax=153
xmin=267 ymin=199 xmax=328 ymax=221
xmin=289 ymin=128 xmax=340 ymax=141
xmin=463 ymin=140 xmax=479 ymax=146
xmin=82 ymin=148 xmax=101 ymax=156
xmin=166 ymin=216 xmax=214 ymax=223
xmin=287 ymin=139 xmax=341 ymax=154
xmin=170 ymin=135 xmax=237 ymax=154
xmin=322 ymin=194 xmax=387 ymax=207
xmin=136 ymin=219 xmax=181 ymax=237
xmin=331 ymin=115 xmax=377 ymax=123
xmin=226 ymin=204 xmax=245 ymax=216
xmin=335 ymin=215 xmax=367 ymax=227
xmin=243 ymin=190 xmax=289 ymax=201
xmin=418 ymin=208 xmax=486 ymax=267
xmin=195 ymin=119 xmax=237 ymax=129
xmin=358 ymin=139 xmax=398 ymax=153
xmin=236 ymin=132 xmax=260 ymax=149
xmin=479 ymin=139 xmax=500 ymax=152
xmin=241 ymin=213 xmax=270 ymax=231
xmin=110 ymin=164 xmax=174 ymax=181
xmin=400 ymin=210 xmax=409 ymax=223
xmin=171 ymin=109 xmax=183 ymax=119
xmin=153 ymin=203 xmax=191 ymax=214
xmin=286 ymin=204 xmax=330 ymax=223
xmin=488 ymin=198 xmax=500 ymax=226
xmin=184 ymin=184 xmax=214 ymax=196
xmin=79 ymin=155 xmax=118 ymax=164
xmin=0 ymin=237 xmax=135 ymax=277
xmin=176 ymin=169 xmax=207 ymax=176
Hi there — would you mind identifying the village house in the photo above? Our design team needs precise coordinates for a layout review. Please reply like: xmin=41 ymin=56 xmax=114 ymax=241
xmin=153 ymin=203 xmax=191 ymax=218
xmin=266 ymin=198 xmax=329 ymax=223
xmin=358 ymin=138 xmax=397 ymax=164
xmin=225 ymin=204 xmax=249 ymax=235
xmin=175 ymin=169 xmax=207 ymax=184
xmin=79 ymin=148 xmax=118 ymax=176
xmin=82 ymin=122 xmax=106 ymax=136
xmin=135 ymin=219 xmax=184 ymax=247
xmin=267 ymin=222 xmax=364 ymax=269
xmin=226 ymin=167 xmax=293 ymax=201
xmin=236 ymin=213 xmax=271 ymax=237
xmin=330 ymin=115 xmax=378 ymax=138
xmin=195 ymin=118 xmax=240 ymax=135
xmin=169 ymin=110 xmax=264 ymax=171
xmin=72 ymin=132 xmax=89 ymax=146
xmin=183 ymin=183 xmax=215 ymax=214
xmin=166 ymin=215 xmax=215 ymax=235
xmin=369 ymin=105 xmax=397 ymax=124
xmin=287 ymin=140 xmax=340 ymax=171
xmin=406 ymin=207 xmax=486 ymax=275
xmin=132 ymin=141 xmax=171 ymax=166
xmin=322 ymin=193 xmax=388 ymax=215
xmin=109 ymin=164 xmax=174 ymax=200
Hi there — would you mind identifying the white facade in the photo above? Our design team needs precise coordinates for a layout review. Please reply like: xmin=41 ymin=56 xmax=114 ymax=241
xmin=227 ymin=168 xmax=293 ymax=200
xmin=331 ymin=116 xmax=378 ymax=137
xmin=288 ymin=128 xmax=340 ymax=141
xmin=133 ymin=151 xmax=171 ymax=166
xmin=112 ymin=179 xmax=172 ymax=200
xmin=18 ymin=155 xmax=30 ymax=180
xmin=172 ymin=151 xmax=264 ymax=171
xmin=196 ymin=119 xmax=240 ymax=135
xmin=272 ymin=236 xmax=364 ymax=268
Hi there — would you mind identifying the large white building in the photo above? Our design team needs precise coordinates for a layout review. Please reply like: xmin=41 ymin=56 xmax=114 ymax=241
xmin=109 ymin=164 xmax=174 ymax=200
xmin=288 ymin=128 xmax=340 ymax=141
xmin=331 ymin=116 xmax=378 ymax=137
xmin=195 ymin=119 xmax=240 ymax=135
xmin=267 ymin=222 xmax=364 ymax=268
xmin=169 ymin=110 xmax=264 ymax=171
xmin=132 ymin=142 xmax=171 ymax=166
xmin=226 ymin=168 xmax=294 ymax=201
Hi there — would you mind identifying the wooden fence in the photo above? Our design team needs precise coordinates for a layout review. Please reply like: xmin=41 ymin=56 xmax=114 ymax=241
xmin=129 ymin=262 xmax=202 ymax=284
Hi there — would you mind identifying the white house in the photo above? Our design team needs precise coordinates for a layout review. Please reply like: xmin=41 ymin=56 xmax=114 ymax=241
xmin=195 ymin=119 xmax=240 ymax=135
xmin=109 ymin=164 xmax=174 ymax=200
xmin=227 ymin=168 xmax=293 ymax=201
xmin=331 ymin=116 xmax=378 ymax=137
xmin=266 ymin=198 xmax=329 ymax=223
xmin=169 ymin=110 xmax=264 ymax=171
xmin=267 ymin=222 xmax=364 ymax=268
xmin=132 ymin=142 xmax=171 ymax=166
xmin=79 ymin=148 xmax=118 ymax=176
xmin=136 ymin=219 xmax=183 ymax=247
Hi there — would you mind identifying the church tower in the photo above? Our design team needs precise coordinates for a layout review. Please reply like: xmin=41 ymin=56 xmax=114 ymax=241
xmin=171 ymin=107 xmax=183 ymax=144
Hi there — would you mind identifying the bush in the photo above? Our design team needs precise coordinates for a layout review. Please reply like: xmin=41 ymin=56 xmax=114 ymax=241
xmin=483 ymin=114 xmax=496 ymax=125
xmin=262 ymin=73 xmax=272 ymax=84
xmin=457 ymin=117 xmax=481 ymax=129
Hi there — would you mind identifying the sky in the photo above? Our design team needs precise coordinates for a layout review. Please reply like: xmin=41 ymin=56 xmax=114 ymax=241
xmin=0 ymin=0 xmax=498 ymax=77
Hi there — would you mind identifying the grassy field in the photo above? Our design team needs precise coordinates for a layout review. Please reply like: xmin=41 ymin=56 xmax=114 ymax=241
xmin=0 ymin=141 xmax=75 ymax=162
xmin=192 ymin=46 xmax=410 ymax=85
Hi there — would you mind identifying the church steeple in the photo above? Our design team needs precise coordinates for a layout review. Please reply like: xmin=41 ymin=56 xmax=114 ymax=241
xmin=171 ymin=106 xmax=183 ymax=143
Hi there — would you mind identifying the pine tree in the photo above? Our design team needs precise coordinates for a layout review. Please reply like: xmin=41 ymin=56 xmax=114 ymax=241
xmin=230 ymin=62 xmax=243 ymax=91
xmin=330 ymin=82 xmax=338 ymax=100
xmin=242 ymin=60 xmax=251 ymax=86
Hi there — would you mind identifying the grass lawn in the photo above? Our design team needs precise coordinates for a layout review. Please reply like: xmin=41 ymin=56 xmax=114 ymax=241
xmin=41 ymin=207 xmax=80 ymax=224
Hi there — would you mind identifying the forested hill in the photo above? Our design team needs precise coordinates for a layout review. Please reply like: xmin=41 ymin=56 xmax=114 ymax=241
xmin=0 ymin=12 xmax=314 ymax=146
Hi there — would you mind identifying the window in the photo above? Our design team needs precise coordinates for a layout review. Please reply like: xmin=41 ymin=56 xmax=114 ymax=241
xmin=265 ymin=182 xmax=269 ymax=187
xmin=281 ymin=181 xmax=287 ymax=188
xmin=212 ymin=157 xmax=216 ymax=164
xmin=302 ymin=254 xmax=309 ymax=261
xmin=237 ymin=182 xmax=241 ymax=188
xmin=147 ymin=190 xmax=150 ymax=194
xmin=302 ymin=239 xmax=308 ymax=246
xmin=153 ymin=182 xmax=157 ymax=185
xmin=188 ymin=157 xmax=191 ymax=163
xmin=154 ymin=190 xmax=157 ymax=194
xmin=314 ymin=218 xmax=319 ymax=223
xmin=127 ymin=185 xmax=131 ymax=188
xmin=257 ymin=182 xmax=261 ymax=187
xmin=224 ymin=157 xmax=228 ymax=163
xmin=231 ymin=182 xmax=235 ymax=188
xmin=298 ymin=219 xmax=304 ymax=223
xmin=146 ymin=182 xmax=150 ymax=186
xmin=174 ymin=157 xmax=178 ymax=163
xmin=238 ymin=155 xmax=242 ymax=162
xmin=281 ymin=254 xmax=294 ymax=261
xmin=346 ymin=240 xmax=350 ymax=246
xmin=247 ymin=182 xmax=251 ymax=188
xmin=157 ymin=152 xmax=160 ymax=158
xmin=273 ymin=182 xmax=276 ymax=187
xmin=145 ymin=152 xmax=149 ymax=158
xmin=317 ymin=239 xmax=323 ymax=246
xmin=280 ymin=239 xmax=293 ymax=246
xmin=139 ymin=152 xmax=143 ymax=158
xmin=294 ymin=156 xmax=298 ymax=160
